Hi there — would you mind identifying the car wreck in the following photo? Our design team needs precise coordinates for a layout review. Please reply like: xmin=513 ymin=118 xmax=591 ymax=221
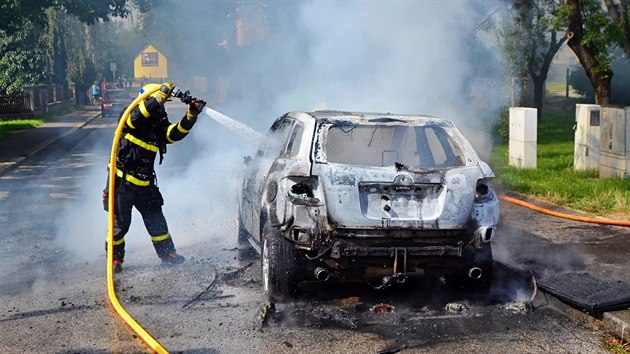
xmin=238 ymin=111 xmax=500 ymax=300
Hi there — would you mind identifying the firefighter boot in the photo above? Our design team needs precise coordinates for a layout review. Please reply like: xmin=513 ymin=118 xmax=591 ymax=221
xmin=113 ymin=259 xmax=123 ymax=273
xmin=161 ymin=251 xmax=185 ymax=266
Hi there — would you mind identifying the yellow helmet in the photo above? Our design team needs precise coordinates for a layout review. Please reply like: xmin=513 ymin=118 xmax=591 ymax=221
xmin=139 ymin=82 xmax=175 ymax=104
xmin=138 ymin=84 xmax=161 ymax=97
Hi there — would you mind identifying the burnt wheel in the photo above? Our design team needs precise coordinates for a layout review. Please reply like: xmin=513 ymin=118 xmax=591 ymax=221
xmin=261 ymin=229 xmax=300 ymax=302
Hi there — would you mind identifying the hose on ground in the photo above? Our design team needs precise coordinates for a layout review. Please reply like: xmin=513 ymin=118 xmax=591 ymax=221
xmin=107 ymin=86 xmax=169 ymax=353
xmin=499 ymin=195 xmax=630 ymax=227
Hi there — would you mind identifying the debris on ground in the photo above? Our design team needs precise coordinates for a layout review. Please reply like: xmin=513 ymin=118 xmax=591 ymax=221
xmin=370 ymin=303 xmax=396 ymax=314
xmin=444 ymin=302 xmax=467 ymax=314
xmin=255 ymin=300 xmax=276 ymax=328
xmin=501 ymin=301 xmax=532 ymax=314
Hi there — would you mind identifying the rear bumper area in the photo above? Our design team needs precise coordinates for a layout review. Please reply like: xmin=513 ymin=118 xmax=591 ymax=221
xmin=339 ymin=244 xmax=463 ymax=258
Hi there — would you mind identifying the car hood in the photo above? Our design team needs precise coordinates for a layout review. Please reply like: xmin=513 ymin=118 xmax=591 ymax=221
xmin=316 ymin=163 xmax=483 ymax=229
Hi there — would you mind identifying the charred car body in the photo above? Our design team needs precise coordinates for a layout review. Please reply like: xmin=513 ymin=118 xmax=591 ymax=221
xmin=238 ymin=111 xmax=499 ymax=300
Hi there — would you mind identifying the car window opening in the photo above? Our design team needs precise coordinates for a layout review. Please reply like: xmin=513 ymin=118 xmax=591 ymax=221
xmin=325 ymin=125 xmax=465 ymax=169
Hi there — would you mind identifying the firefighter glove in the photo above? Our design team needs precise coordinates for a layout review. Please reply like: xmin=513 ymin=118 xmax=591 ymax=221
xmin=186 ymin=98 xmax=206 ymax=121
xmin=150 ymin=82 xmax=176 ymax=104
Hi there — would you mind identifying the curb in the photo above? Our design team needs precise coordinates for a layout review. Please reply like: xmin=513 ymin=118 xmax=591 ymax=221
xmin=503 ymin=193 xmax=630 ymax=341
xmin=541 ymin=291 xmax=630 ymax=343
xmin=0 ymin=111 xmax=101 ymax=176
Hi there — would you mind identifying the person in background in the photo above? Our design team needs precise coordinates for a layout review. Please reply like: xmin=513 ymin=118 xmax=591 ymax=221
xmin=91 ymin=82 xmax=101 ymax=105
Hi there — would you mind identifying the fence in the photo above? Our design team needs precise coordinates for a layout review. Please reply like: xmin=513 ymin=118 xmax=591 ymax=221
xmin=0 ymin=93 xmax=31 ymax=115
xmin=0 ymin=84 xmax=76 ymax=120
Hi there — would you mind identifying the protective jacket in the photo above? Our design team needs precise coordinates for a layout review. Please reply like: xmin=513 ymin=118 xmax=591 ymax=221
xmin=114 ymin=96 xmax=196 ymax=186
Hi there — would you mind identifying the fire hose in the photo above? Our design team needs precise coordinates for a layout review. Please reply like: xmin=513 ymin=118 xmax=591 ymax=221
xmin=499 ymin=195 xmax=630 ymax=227
xmin=107 ymin=85 xmax=169 ymax=354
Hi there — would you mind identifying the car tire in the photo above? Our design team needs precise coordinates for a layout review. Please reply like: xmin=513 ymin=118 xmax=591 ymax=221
xmin=237 ymin=215 xmax=258 ymax=261
xmin=448 ymin=245 xmax=493 ymax=295
xmin=261 ymin=228 xmax=300 ymax=302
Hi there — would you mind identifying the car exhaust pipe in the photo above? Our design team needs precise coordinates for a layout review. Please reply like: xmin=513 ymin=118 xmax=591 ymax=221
xmin=314 ymin=267 xmax=330 ymax=281
xmin=468 ymin=267 xmax=482 ymax=279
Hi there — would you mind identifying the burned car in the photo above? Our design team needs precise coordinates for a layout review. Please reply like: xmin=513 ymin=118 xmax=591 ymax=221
xmin=238 ymin=111 xmax=499 ymax=300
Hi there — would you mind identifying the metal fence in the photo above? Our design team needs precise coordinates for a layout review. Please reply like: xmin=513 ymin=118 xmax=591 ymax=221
xmin=0 ymin=93 xmax=31 ymax=114
xmin=0 ymin=84 xmax=76 ymax=119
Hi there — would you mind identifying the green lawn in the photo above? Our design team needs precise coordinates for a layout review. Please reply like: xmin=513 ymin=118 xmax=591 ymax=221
xmin=490 ymin=108 xmax=630 ymax=218
xmin=546 ymin=81 xmax=569 ymax=95
xmin=0 ymin=119 xmax=43 ymax=139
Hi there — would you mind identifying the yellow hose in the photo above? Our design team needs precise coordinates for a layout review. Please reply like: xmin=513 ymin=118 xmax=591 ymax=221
xmin=107 ymin=86 xmax=169 ymax=354
xmin=499 ymin=195 xmax=630 ymax=227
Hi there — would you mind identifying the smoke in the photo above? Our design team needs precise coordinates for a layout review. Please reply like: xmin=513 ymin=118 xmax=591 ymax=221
xmin=52 ymin=1 xmax=508 ymax=265
xmin=150 ymin=0 xmax=507 ymax=151
xmin=156 ymin=1 xmax=505 ymax=248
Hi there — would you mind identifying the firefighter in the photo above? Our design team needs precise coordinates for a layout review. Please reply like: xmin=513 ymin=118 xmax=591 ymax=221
xmin=103 ymin=82 xmax=206 ymax=273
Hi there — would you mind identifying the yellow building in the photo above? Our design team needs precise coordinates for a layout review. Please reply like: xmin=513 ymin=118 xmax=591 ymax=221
xmin=134 ymin=44 xmax=168 ymax=82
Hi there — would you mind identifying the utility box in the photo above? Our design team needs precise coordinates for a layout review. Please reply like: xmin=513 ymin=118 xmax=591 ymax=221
xmin=574 ymin=104 xmax=601 ymax=171
xmin=509 ymin=107 xmax=537 ymax=168
xmin=599 ymin=106 xmax=630 ymax=178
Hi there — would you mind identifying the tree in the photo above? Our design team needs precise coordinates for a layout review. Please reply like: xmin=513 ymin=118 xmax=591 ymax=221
xmin=0 ymin=0 xmax=147 ymax=95
xmin=0 ymin=0 xmax=129 ymax=35
xmin=561 ymin=0 xmax=616 ymax=105
xmin=0 ymin=22 xmax=49 ymax=94
xmin=499 ymin=0 xmax=566 ymax=122
xmin=527 ymin=0 xmax=567 ymax=122
xmin=500 ymin=0 xmax=533 ymax=107
xmin=603 ymin=0 xmax=630 ymax=60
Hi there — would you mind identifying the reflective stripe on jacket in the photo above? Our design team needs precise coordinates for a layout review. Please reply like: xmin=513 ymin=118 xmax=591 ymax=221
xmin=113 ymin=97 xmax=196 ymax=187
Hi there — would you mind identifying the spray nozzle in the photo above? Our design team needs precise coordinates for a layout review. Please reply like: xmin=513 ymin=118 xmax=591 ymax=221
xmin=171 ymin=87 xmax=194 ymax=104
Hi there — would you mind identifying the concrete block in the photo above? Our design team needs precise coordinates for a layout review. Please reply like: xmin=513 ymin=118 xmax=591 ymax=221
xmin=601 ymin=107 xmax=628 ymax=155
xmin=509 ymin=107 xmax=537 ymax=142
xmin=599 ymin=150 xmax=630 ymax=178
xmin=574 ymin=145 xmax=600 ymax=171
xmin=509 ymin=140 xmax=537 ymax=168
xmin=509 ymin=107 xmax=537 ymax=169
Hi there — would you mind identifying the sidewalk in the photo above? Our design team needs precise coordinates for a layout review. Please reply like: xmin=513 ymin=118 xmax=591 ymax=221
xmin=0 ymin=105 xmax=102 ymax=176
xmin=0 ymin=106 xmax=628 ymax=342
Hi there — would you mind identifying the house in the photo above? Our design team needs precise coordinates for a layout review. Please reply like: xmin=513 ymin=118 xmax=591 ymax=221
xmin=134 ymin=44 xmax=168 ymax=83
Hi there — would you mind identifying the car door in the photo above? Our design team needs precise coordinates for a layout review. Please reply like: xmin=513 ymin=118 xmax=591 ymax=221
xmin=264 ymin=121 xmax=306 ymax=228
xmin=240 ymin=116 xmax=294 ymax=242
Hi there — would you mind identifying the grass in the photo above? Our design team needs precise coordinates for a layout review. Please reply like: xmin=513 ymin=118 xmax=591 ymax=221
xmin=490 ymin=102 xmax=630 ymax=219
xmin=0 ymin=105 xmax=77 ymax=140
xmin=604 ymin=335 xmax=629 ymax=354
xmin=546 ymin=81 xmax=569 ymax=95
xmin=0 ymin=119 xmax=44 ymax=139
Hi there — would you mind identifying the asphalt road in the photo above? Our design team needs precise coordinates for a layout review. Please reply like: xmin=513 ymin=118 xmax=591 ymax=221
xmin=0 ymin=107 xmax=614 ymax=353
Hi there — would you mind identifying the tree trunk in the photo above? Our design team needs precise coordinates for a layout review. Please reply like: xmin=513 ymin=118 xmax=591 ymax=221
xmin=533 ymin=77 xmax=545 ymax=122
xmin=528 ymin=31 xmax=567 ymax=122
xmin=566 ymin=0 xmax=613 ymax=105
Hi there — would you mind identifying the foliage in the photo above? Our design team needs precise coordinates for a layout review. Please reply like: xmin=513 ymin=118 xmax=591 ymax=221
xmin=0 ymin=0 xmax=129 ymax=35
xmin=570 ymin=52 xmax=630 ymax=104
xmin=603 ymin=335 xmax=630 ymax=354
xmin=0 ymin=23 xmax=49 ymax=94
xmin=494 ymin=106 xmax=510 ymax=144
xmin=580 ymin=2 xmax=620 ymax=74
xmin=553 ymin=1 xmax=618 ymax=74
xmin=497 ymin=0 xmax=566 ymax=116
xmin=0 ymin=0 xmax=155 ymax=96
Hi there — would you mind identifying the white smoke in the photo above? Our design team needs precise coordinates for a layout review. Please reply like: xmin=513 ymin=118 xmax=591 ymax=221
xmin=54 ymin=0 xmax=507 ymax=264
